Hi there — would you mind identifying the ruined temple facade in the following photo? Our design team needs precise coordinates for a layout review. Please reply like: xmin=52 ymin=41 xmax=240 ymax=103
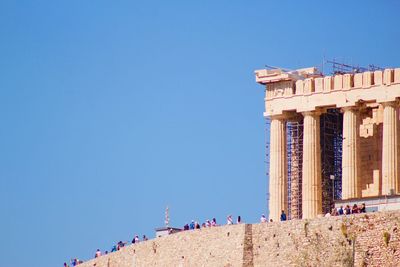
xmin=255 ymin=67 xmax=400 ymax=221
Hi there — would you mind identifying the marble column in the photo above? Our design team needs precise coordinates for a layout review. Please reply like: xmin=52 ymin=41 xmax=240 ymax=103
xmin=302 ymin=111 xmax=322 ymax=219
xmin=342 ymin=107 xmax=360 ymax=199
xmin=269 ymin=116 xmax=287 ymax=222
xmin=382 ymin=101 xmax=399 ymax=195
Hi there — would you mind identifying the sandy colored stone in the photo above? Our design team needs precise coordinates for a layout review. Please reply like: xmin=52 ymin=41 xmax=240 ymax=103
xmin=79 ymin=211 xmax=400 ymax=267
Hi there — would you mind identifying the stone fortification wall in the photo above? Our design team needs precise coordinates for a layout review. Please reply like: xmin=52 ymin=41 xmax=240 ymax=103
xmin=79 ymin=211 xmax=400 ymax=267
xmin=79 ymin=224 xmax=246 ymax=267
xmin=252 ymin=211 xmax=400 ymax=266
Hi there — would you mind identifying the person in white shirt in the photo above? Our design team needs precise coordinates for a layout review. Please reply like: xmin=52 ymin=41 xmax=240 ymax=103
xmin=95 ymin=249 xmax=101 ymax=258
xmin=260 ymin=214 xmax=267 ymax=223
xmin=227 ymin=215 xmax=233 ymax=225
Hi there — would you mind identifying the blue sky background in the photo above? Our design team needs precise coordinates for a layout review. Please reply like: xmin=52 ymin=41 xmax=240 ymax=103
xmin=1 ymin=1 xmax=400 ymax=266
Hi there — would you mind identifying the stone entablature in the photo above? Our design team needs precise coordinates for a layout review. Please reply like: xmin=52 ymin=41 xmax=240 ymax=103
xmin=255 ymin=68 xmax=400 ymax=116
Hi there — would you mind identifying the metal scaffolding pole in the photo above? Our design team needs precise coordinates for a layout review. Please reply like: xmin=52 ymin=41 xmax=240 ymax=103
xmin=320 ymin=109 xmax=343 ymax=214
xmin=287 ymin=119 xmax=303 ymax=219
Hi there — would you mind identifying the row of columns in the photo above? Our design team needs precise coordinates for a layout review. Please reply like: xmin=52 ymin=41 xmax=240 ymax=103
xmin=268 ymin=101 xmax=400 ymax=221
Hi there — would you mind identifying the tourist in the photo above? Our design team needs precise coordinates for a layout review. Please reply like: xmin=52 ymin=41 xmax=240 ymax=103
xmin=71 ymin=258 xmax=82 ymax=266
xmin=143 ymin=235 xmax=148 ymax=241
xmin=71 ymin=259 xmax=78 ymax=266
xmin=189 ymin=220 xmax=195 ymax=230
xmin=260 ymin=214 xmax=267 ymax=223
xmin=64 ymin=262 xmax=69 ymax=267
xmin=95 ymin=249 xmax=101 ymax=258
xmin=352 ymin=204 xmax=359 ymax=214
xmin=111 ymin=245 xmax=117 ymax=252
xmin=195 ymin=221 xmax=201 ymax=229
xmin=237 ymin=215 xmax=241 ymax=224
xmin=183 ymin=223 xmax=189 ymax=230
xmin=280 ymin=210 xmax=287 ymax=221
xmin=344 ymin=205 xmax=351 ymax=215
xmin=338 ymin=206 xmax=344 ymax=215
xmin=134 ymin=235 xmax=140 ymax=243
xmin=324 ymin=212 xmax=331 ymax=217
xmin=211 ymin=218 xmax=217 ymax=226
xmin=227 ymin=215 xmax=233 ymax=225
xmin=331 ymin=207 xmax=339 ymax=216
xmin=117 ymin=241 xmax=126 ymax=250
xmin=206 ymin=219 xmax=211 ymax=227
xmin=360 ymin=203 xmax=366 ymax=213
xmin=201 ymin=222 xmax=206 ymax=228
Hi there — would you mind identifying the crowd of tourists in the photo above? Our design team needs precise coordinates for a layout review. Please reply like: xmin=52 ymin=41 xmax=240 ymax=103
xmin=260 ymin=210 xmax=287 ymax=223
xmin=64 ymin=234 xmax=149 ymax=266
xmin=325 ymin=203 xmax=366 ymax=217
xmin=182 ymin=215 xmax=243 ymax=230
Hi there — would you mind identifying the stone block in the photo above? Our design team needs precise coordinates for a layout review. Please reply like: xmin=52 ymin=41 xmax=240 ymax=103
xmin=394 ymin=68 xmax=400 ymax=83
xmin=374 ymin=70 xmax=383 ymax=85
xmin=315 ymin=77 xmax=323 ymax=92
xmin=354 ymin=73 xmax=363 ymax=88
xmin=333 ymin=75 xmax=343 ymax=90
xmin=303 ymin=78 xmax=314 ymax=94
xmin=384 ymin=69 xmax=393 ymax=85
xmin=323 ymin=76 xmax=333 ymax=92
xmin=343 ymin=74 xmax=353 ymax=89
xmin=295 ymin=80 xmax=304 ymax=95
xmin=363 ymin=71 xmax=373 ymax=87
xmin=284 ymin=81 xmax=295 ymax=96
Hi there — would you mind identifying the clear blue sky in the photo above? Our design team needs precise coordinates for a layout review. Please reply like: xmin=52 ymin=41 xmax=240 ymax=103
xmin=1 ymin=1 xmax=399 ymax=266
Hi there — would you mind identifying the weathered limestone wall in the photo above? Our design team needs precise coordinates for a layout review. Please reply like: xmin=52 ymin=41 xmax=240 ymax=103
xmin=252 ymin=211 xmax=400 ymax=266
xmin=79 ymin=224 xmax=246 ymax=267
xmin=79 ymin=211 xmax=400 ymax=267
xmin=359 ymin=107 xmax=383 ymax=197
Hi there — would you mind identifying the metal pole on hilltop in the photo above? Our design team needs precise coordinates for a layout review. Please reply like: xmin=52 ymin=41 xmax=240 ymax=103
xmin=165 ymin=206 xmax=169 ymax=227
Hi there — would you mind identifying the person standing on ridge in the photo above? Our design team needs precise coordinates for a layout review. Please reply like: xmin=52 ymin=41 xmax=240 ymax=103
xmin=280 ymin=210 xmax=287 ymax=221
xmin=189 ymin=220 xmax=195 ymax=230
xmin=260 ymin=214 xmax=267 ymax=223
xmin=226 ymin=215 xmax=233 ymax=225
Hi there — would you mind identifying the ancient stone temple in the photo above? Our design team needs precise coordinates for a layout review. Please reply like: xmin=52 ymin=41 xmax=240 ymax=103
xmin=255 ymin=67 xmax=400 ymax=222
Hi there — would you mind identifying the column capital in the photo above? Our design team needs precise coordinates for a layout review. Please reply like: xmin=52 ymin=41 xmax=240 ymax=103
xmin=341 ymin=106 xmax=359 ymax=112
xmin=270 ymin=114 xmax=288 ymax=121
xmin=302 ymin=110 xmax=322 ymax=117
xmin=381 ymin=100 xmax=399 ymax=108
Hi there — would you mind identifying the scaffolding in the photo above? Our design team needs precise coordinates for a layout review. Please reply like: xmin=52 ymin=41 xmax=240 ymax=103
xmin=326 ymin=59 xmax=383 ymax=75
xmin=320 ymin=109 xmax=343 ymax=214
xmin=283 ymin=110 xmax=342 ymax=218
xmin=287 ymin=119 xmax=303 ymax=219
